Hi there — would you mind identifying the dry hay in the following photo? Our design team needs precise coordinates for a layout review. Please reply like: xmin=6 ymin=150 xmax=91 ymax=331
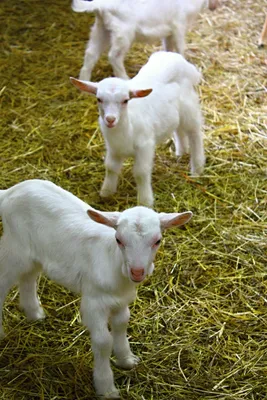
xmin=0 ymin=0 xmax=266 ymax=399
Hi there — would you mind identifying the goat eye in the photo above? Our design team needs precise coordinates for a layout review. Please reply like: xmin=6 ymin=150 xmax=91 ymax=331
xmin=116 ymin=238 xmax=123 ymax=246
xmin=97 ymin=98 xmax=102 ymax=103
xmin=122 ymin=99 xmax=129 ymax=104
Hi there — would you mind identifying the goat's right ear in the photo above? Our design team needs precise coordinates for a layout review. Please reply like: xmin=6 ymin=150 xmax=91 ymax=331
xmin=129 ymin=88 xmax=153 ymax=99
xmin=70 ymin=77 xmax=97 ymax=95
xmin=87 ymin=209 xmax=121 ymax=228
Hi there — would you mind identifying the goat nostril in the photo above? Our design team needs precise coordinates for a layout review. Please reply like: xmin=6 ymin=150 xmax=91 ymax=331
xmin=106 ymin=116 xmax=116 ymax=123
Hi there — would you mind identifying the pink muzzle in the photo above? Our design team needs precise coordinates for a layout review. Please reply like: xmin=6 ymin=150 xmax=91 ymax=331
xmin=105 ymin=116 xmax=116 ymax=128
xmin=130 ymin=268 xmax=145 ymax=282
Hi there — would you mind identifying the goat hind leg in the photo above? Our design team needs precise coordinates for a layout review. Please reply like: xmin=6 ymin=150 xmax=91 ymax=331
xmin=0 ymin=251 xmax=26 ymax=338
xmin=108 ymin=35 xmax=132 ymax=79
xmin=172 ymin=25 xmax=186 ymax=56
xmin=80 ymin=18 xmax=110 ymax=80
xmin=187 ymin=128 xmax=205 ymax=176
xmin=19 ymin=265 xmax=45 ymax=321
xmin=0 ymin=275 xmax=14 ymax=338
xmin=173 ymin=130 xmax=189 ymax=157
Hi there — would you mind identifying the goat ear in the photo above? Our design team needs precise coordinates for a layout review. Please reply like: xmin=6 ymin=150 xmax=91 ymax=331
xmin=159 ymin=211 xmax=193 ymax=230
xmin=70 ymin=77 xmax=97 ymax=95
xmin=129 ymin=88 xmax=153 ymax=99
xmin=87 ymin=209 xmax=120 ymax=228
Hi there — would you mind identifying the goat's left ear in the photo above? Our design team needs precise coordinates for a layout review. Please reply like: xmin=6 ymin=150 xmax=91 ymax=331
xmin=129 ymin=88 xmax=153 ymax=99
xmin=87 ymin=209 xmax=121 ymax=228
xmin=70 ymin=77 xmax=98 ymax=95
xmin=159 ymin=211 xmax=193 ymax=230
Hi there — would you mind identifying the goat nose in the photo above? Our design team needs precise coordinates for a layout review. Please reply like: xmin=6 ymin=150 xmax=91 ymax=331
xmin=130 ymin=268 xmax=145 ymax=281
xmin=106 ymin=116 xmax=116 ymax=123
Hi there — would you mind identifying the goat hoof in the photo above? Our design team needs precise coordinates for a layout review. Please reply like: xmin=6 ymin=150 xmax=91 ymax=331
xmin=100 ymin=189 xmax=116 ymax=198
xmin=139 ymin=200 xmax=153 ymax=208
xmin=190 ymin=164 xmax=204 ymax=177
xmin=115 ymin=354 xmax=140 ymax=369
xmin=138 ymin=194 xmax=154 ymax=208
xmin=26 ymin=307 xmax=46 ymax=321
xmin=100 ymin=389 xmax=120 ymax=399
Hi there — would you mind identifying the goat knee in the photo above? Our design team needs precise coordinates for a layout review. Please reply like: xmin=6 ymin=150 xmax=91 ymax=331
xmin=91 ymin=331 xmax=113 ymax=358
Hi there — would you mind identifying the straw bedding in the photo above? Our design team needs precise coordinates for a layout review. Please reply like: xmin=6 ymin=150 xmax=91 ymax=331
xmin=0 ymin=0 xmax=266 ymax=399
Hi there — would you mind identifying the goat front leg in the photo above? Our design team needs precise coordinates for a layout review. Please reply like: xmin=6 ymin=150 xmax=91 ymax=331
xmin=81 ymin=297 xmax=120 ymax=399
xmin=133 ymin=145 xmax=154 ymax=207
xmin=80 ymin=18 xmax=110 ymax=81
xmin=100 ymin=152 xmax=123 ymax=198
xmin=111 ymin=306 xmax=139 ymax=370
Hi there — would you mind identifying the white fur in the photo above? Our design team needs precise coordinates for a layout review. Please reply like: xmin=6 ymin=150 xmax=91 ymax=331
xmin=70 ymin=51 xmax=205 ymax=207
xmin=0 ymin=179 xmax=193 ymax=399
xmin=72 ymin=0 xmax=219 ymax=80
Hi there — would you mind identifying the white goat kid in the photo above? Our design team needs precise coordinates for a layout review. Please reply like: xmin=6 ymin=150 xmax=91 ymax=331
xmin=70 ymin=51 xmax=205 ymax=207
xmin=0 ymin=179 xmax=193 ymax=399
xmin=72 ymin=0 xmax=219 ymax=80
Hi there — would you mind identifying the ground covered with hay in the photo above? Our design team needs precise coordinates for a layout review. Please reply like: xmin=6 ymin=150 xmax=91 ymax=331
xmin=0 ymin=0 xmax=266 ymax=399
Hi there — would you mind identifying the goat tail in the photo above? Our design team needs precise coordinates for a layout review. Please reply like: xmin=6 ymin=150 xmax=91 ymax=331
xmin=182 ymin=60 xmax=202 ymax=86
xmin=71 ymin=0 xmax=113 ymax=12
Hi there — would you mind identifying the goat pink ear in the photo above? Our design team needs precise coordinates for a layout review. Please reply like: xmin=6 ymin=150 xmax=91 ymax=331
xmin=70 ymin=77 xmax=97 ymax=95
xmin=87 ymin=209 xmax=120 ymax=228
xmin=159 ymin=211 xmax=193 ymax=230
xmin=129 ymin=88 xmax=153 ymax=99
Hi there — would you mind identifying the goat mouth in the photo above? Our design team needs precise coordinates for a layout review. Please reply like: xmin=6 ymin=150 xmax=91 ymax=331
xmin=130 ymin=274 xmax=145 ymax=283
xmin=106 ymin=122 xmax=116 ymax=128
